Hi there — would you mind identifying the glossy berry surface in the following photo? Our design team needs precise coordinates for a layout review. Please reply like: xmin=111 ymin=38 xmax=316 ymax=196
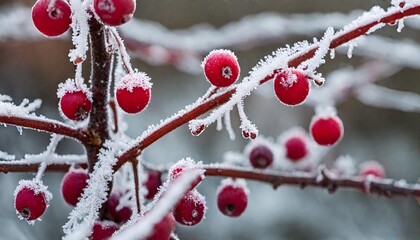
xmin=359 ymin=161 xmax=385 ymax=179
xmin=15 ymin=186 xmax=48 ymax=221
xmin=61 ymin=169 xmax=89 ymax=206
xmin=90 ymin=221 xmax=118 ymax=240
xmin=146 ymin=213 xmax=176 ymax=240
xmin=285 ymin=136 xmax=308 ymax=161
xmin=93 ymin=0 xmax=136 ymax=26
xmin=60 ymin=90 xmax=92 ymax=121
xmin=217 ymin=184 xmax=248 ymax=217
xmin=32 ymin=0 xmax=72 ymax=37
xmin=249 ymin=144 xmax=273 ymax=169
xmin=145 ymin=171 xmax=162 ymax=200
xmin=310 ymin=116 xmax=344 ymax=146
xmin=106 ymin=191 xmax=132 ymax=223
xmin=203 ymin=49 xmax=240 ymax=87
xmin=173 ymin=191 xmax=206 ymax=226
xmin=116 ymin=73 xmax=151 ymax=114
xmin=274 ymin=69 xmax=310 ymax=106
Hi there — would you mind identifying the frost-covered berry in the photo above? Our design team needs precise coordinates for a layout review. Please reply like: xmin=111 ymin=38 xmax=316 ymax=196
xmin=285 ymin=136 xmax=308 ymax=162
xmin=359 ymin=161 xmax=385 ymax=179
xmin=90 ymin=221 xmax=118 ymax=240
xmin=61 ymin=168 xmax=89 ymax=206
xmin=217 ymin=179 xmax=248 ymax=217
xmin=14 ymin=180 xmax=51 ymax=221
xmin=168 ymin=158 xmax=203 ymax=191
xmin=202 ymin=49 xmax=240 ymax=87
xmin=59 ymin=90 xmax=92 ymax=121
xmin=173 ymin=190 xmax=206 ymax=226
xmin=93 ymin=0 xmax=136 ymax=26
xmin=274 ymin=69 xmax=310 ymax=106
xmin=116 ymin=72 xmax=152 ymax=114
xmin=249 ymin=144 xmax=273 ymax=169
xmin=146 ymin=213 xmax=176 ymax=240
xmin=106 ymin=191 xmax=132 ymax=223
xmin=32 ymin=0 xmax=71 ymax=37
xmin=310 ymin=115 xmax=344 ymax=146
xmin=145 ymin=171 xmax=162 ymax=200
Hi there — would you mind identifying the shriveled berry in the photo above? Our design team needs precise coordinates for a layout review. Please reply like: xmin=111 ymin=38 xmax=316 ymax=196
xmin=60 ymin=90 xmax=92 ymax=121
xmin=249 ymin=144 xmax=273 ymax=169
xmin=310 ymin=115 xmax=344 ymax=146
xmin=32 ymin=0 xmax=71 ymax=37
xmin=217 ymin=179 xmax=248 ymax=217
xmin=116 ymin=73 xmax=152 ymax=114
xmin=14 ymin=181 xmax=51 ymax=221
xmin=146 ymin=213 xmax=176 ymax=240
xmin=359 ymin=161 xmax=385 ymax=179
xmin=203 ymin=49 xmax=240 ymax=87
xmin=274 ymin=69 xmax=310 ymax=106
xmin=93 ymin=0 xmax=136 ymax=26
xmin=90 ymin=221 xmax=118 ymax=240
xmin=145 ymin=171 xmax=162 ymax=200
xmin=61 ymin=168 xmax=89 ymax=206
xmin=106 ymin=191 xmax=132 ymax=223
xmin=285 ymin=136 xmax=308 ymax=161
xmin=173 ymin=190 xmax=206 ymax=226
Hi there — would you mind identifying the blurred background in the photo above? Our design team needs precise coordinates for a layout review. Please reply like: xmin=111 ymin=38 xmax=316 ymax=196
xmin=0 ymin=0 xmax=420 ymax=239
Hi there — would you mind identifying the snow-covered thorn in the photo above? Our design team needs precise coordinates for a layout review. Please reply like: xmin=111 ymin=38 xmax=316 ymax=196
xmin=189 ymin=120 xmax=206 ymax=136
xmin=363 ymin=175 xmax=374 ymax=194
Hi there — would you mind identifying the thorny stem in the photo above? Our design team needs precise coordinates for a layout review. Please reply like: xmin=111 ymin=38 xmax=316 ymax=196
xmin=85 ymin=17 xmax=112 ymax=173
xmin=113 ymin=5 xmax=420 ymax=171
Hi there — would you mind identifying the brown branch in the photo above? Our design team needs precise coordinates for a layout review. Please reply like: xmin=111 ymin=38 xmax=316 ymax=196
xmin=131 ymin=159 xmax=141 ymax=214
xmin=0 ymin=163 xmax=72 ymax=173
xmin=114 ymin=5 xmax=420 ymax=171
xmin=109 ymin=99 xmax=119 ymax=133
xmin=0 ymin=115 xmax=86 ymax=142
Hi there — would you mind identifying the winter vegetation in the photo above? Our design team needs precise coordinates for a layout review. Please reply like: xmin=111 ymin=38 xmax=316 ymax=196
xmin=0 ymin=0 xmax=420 ymax=239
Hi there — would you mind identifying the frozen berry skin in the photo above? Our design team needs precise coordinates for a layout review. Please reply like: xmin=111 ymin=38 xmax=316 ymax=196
xmin=274 ymin=69 xmax=310 ymax=106
xmin=168 ymin=166 xmax=203 ymax=191
xmin=310 ymin=115 xmax=344 ymax=146
xmin=60 ymin=90 xmax=92 ymax=121
xmin=145 ymin=171 xmax=162 ymax=200
xmin=217 ymin=185 xmax=248 ymax=217
xmin=61 ymin=169 xmax=89 ymax=206
xmin=285 ymin=136 xmax=307 ymax=162
xmin=249 ymin=145 xmax=273 ymax=169
xmin=90 ymin=221 xmax=118 ymax=240
xmin=203 ymin=49 xmax=240 ymax=87
xmin=106 ymin=191 xmax=132 ymax=223
xmin=116 ymin=73 xmax=151 ymax=114
xmin=32 ymin=0 xmax=72 ymax=37
xmin=93 ymin=0 xmax=136 ymax=26
xmin=173 ymin=191 xmax=206 ymax=226
xmin=146 ymin=213 xmax=176 ymax=240
xmin=359 ymin=161 xmax=385 ymax=179
xmin=15 ymin=186 xmax=48 ymax=221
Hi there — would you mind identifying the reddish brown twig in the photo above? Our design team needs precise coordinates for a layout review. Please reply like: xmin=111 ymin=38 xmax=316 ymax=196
xmin=109 ymin=99 xmax=119 ymax=133
xmin=131 ymin=159 xmax=141 ymax=213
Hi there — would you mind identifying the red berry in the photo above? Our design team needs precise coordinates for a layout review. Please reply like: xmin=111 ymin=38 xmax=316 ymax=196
xmin=90 ymin=221 xmax=118 ymax=240
xmin=145 ymin=171 xmax=162 ymax=200
xmin=146 ymin=213 xmax=176 ymax=240
xmin=61 ymin=168 xmax=89 ymax=206
xmin=285 ymin=136 xmax=308 ymax=162
xmin=310 ymin=115 xmax=344 ymax=146
xmin=274 ymin=69 xmax=310 ymax=106
xmin=203 ymin=49 xmax=240 ymax=87
xmin=14 ymin=181 xmax=51 ymax=221
xmin=168 ymin=159 xmax=203 ymax=191
xmin=32 ymin=0 xmax=72 ymax=37
xmin=106 ymin=191 xmax=132 ymax=223
xmin=60 ymin=90 xmax=92 ymax=121
xmin=173 ymin=190 xmax=206 ymax=226
xmin=217 ymin=179 xmax=248 ymax=217
xmin=116 ymin=73 xmax=151 ymax=114
xmin=93 ymin=0 xmax=136 ymax=26
xmin=249 ymin=144 xmax=273 ymax=169
xmin=359 ymin=161 xmax=385 ymax=179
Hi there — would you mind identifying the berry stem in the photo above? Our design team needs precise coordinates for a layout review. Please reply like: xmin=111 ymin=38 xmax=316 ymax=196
xmin=113 ymin=5 xmax=420 ymax=171
xmin=131 ymin=158 xmax=141 ymax=213
xmin=85 ymin=17 xmax=112 ymax=173
xmin=109 ymin=99 xmax=119 ymax=133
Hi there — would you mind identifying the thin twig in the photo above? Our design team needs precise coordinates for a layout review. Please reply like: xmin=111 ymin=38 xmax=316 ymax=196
xmin=131 ymin=158 xmax=141 ymax=214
